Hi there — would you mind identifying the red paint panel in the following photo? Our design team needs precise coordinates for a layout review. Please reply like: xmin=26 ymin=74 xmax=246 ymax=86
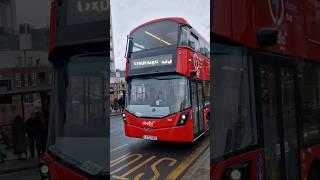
xmin=212 ymin=0 xmax=232 ymax=38
xmin=300 ymin=144 xmax=320 ymax=180
xmin=124 ymin=119 xmax=194 ymax=143
xmin=47 ymin=153 xmax=88 ymax=180
xmin=124 ymin=107 xmax=210 ymax=142
xmin=212 ymin=0 xmax=320 ymax=61
xmin=176 ymin=48 xmax=210 ymax=80
xmin=211 ymin=149 xmax=265 ymax=180
xmin=124 ymin=109 xmax=182 ymax=129
xmin=124 ymin=109 xmax=194 ymax=142
xmin=48 ymin=0 xmax=57 ymax=54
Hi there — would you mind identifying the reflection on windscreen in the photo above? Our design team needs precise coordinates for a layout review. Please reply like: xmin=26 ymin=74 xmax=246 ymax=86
xmin=49 ymin=137 xmax=107 ymax=175
xmin=131 ymin=20 xmax=178 ymax=52
xmin=127 ymin=75 xmax=191 ymax=117
xmin=48 ymin=55 xmax=108 ymax=175
xmin=64 ymin=57 xmax=106 ymax=137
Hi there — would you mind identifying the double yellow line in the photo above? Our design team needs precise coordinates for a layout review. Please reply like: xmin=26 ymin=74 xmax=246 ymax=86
xmin=110 ymin=139 xmax=209 ymax=180
xmin=165 ymin=140 xmax=209 ymax=180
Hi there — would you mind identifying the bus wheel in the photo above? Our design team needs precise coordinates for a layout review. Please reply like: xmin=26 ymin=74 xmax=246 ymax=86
xmin=308 ymin=162 xmax=320 ymax=180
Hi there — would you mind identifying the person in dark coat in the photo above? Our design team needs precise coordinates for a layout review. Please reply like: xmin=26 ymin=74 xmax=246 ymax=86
xmin=114 ymin=97 xmax=119 ymax=112
xmin=26 ymin=112 xmax=42 ymax=158
xmin=119 ymin=97 xmax=125 ymax=112
xmin=12 ymin=115 xmax=27 ymax=160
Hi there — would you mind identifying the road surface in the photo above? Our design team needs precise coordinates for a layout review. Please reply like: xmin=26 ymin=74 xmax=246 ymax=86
xmin=110 ymin=114 xmax=209 ymax=180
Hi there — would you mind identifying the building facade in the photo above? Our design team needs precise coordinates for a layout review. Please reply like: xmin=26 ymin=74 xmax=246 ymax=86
xmin=0 ymin=24 xmax=51 ymax=125
xmin=0 ymin=0 xmax=17 ymax=34
xmin=110 ymin=69 xmax=126 ymax=112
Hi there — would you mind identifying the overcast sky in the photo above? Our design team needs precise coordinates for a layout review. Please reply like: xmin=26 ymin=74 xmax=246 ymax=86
xmin=15 ymin=0 xmax=51 ymax=28
xmin=111 ymin=0 xmax=210 ymax=70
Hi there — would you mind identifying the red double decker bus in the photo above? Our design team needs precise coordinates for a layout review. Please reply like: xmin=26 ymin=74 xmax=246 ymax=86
xmin=211 ymin=0 xmax=320 ymax=179
xmin=123 ymin=18 xmax=210 ymax=143
xmin=44 ymin=0 xmax=109 ymax=179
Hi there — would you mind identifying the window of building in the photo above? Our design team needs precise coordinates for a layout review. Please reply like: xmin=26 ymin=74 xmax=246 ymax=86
xmin=32 ymin=72 xmax=37 ymax=86
xmin=16 ymin=73 xmax=21 ymax=88
xmin=38 ymin=72 xmax=46 ymax=84
xmin=28 ymin=57 xmax=33 ymax=67
xmin=16 ymin=56 xmax=22 ymax=67
xmin=24 ymin=73 xmax=29 ymax=87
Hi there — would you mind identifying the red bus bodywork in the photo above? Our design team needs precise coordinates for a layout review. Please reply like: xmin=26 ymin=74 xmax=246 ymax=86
xmin=124 ymin=18 xmax=210 ymax=143
xmin=47 ymin=1 xmax=88 ymax=179
xmin=211 ymin=0 xmax=320 ymax=179
xmin=46 ymin=154 xmax=88 ymax=180
xmin=46 ymin=0 xmax=108 ymax=179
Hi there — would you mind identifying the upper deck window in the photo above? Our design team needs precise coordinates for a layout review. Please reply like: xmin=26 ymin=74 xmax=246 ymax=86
xmin=131 ymin=20 xmax=179 ymax=52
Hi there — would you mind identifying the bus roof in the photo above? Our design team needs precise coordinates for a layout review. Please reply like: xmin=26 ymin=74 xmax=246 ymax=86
xmin=129 ymin=17 xmax=188 ymax=35
xmin=129 ymin=17 xmax=209 ymax=45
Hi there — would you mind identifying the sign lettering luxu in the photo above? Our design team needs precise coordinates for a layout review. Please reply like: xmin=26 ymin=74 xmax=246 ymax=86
xmin=77 ymin=0 xmax=109 ymax=13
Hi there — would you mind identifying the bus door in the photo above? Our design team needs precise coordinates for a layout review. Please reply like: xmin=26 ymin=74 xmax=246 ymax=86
xmin=191 ymin=81 xmax=205 ymax=139
xmin=197 ymin=82 xmax=205 ymax=133
xmin=255 ymin=54 xmax=300 ymax=180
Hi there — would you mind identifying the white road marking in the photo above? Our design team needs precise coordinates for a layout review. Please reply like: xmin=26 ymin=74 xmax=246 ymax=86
xmin=111 ymin=144 xmax=129 ymax=152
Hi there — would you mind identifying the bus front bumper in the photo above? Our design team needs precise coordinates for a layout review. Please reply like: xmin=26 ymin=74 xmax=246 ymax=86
xmin=124 ymin=123 xmax=194 ymax=143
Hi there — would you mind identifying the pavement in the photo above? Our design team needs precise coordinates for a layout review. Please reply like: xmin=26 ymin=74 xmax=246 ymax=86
xmin=0 ymin=169 xmax=40 ymax=180
xmin=0 ymin=148 xmax=39 ymax=175
xmin=0 ymin=113 xmax=210 ymax=179
xmin=180 ymin=147 xmax=210 ymax=180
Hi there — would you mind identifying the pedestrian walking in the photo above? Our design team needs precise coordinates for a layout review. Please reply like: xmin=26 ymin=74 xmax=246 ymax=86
xmin=12 ymin=115 xmax=27 ymax=160
xmin=26 ymin=112 xmax=42 ymax=158
xmin=114 ymin=97 xmax=119 ymax=112
xmin=119 ymin=96 xmax=125 ymax=112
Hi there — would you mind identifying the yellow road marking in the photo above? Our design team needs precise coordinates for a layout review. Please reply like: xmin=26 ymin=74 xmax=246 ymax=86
xmin=151 ymin=158 xmax=177 ymax=180
xmin=111 ymin=154 xmax=143 ymax=175
xmin=165 ymin=140 xmax=209 ymax=180
xmin=111 ymin=176 xmax=128 ymax=180
xmin=113 ymin=156 xmax=156 ymax=179
xmin=134 ymin=173 xmax=144 ymax=180
xmin=110 ymin=153 xmax=131 ymax=166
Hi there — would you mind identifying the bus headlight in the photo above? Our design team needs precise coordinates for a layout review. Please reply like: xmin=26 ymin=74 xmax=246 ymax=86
xmin=177 ymin=113 xmax=188 ymax=126
xmin=39 ymin=157 xmax=49 ymax=178
xmin=122 ymin=113 xmax=126 ymax=122
xmin=40 ymin=164 xmax=49 ymax=174
xmin=230 ymin=169 xmax=241 ymax=180
xmin=222 ymin=161 xmax=250 ymax=180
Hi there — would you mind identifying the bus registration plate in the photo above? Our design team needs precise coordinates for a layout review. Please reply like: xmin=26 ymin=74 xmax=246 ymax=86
xmin=143 ymin=135 xmax=157 ymax=140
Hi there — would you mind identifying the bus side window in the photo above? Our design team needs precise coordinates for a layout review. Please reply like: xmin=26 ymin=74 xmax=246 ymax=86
xmin=199 ymin=39 xmax=206 ymax=56
xmin=190 ymin=32 xmax=200 ymax=52
xmin=180 ymin=26 xmax=189 ymax=46
xmin=205 ymin=44 xmax=210 ymax=58
xmin=302 ymin=63 xmax=320 ymax=144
